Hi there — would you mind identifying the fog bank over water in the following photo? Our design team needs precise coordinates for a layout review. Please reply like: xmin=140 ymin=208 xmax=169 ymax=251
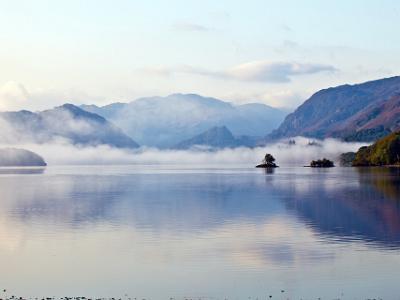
xmin=1 ymin=137 xmax=366 ymax=166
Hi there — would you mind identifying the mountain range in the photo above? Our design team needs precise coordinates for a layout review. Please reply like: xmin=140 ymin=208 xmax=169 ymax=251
xmin=0 ymin=104 xmax=139 ymax=148
xmin=269 ymin=76 xmax=400 ymax=142
xmin=81 ymin=93 xmax=286 ymax=148
xmin=1 ymin=76 xmax=400 ymax=151
xmin=174 ymin=126 xmax=258 ymax=149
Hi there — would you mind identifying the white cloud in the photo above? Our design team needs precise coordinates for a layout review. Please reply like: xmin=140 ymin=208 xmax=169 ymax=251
xmin=227 ymin=61 xmax=336 ymax=82
xmin=173 ymin=22 xmax=211 ymax=32
xmin=0 ymin=81 xmax=30 ymax=111
xmin=258 ymin=90 xmax=309 ymax=109
xmin=145 ymin=61 xmax=337 ymax=83
xmin=142 ymin=65 xmax=220 ymax=78
xmin=11 ymin=137 xmax=364 ymax=166
xmin=0 ymin=81 xmax=104 ymax=112
xmin=274 ymin=40 xmax=300 ymax=54
xmin=221 ymin=89 xmax=307 ymax=110
xmin=280 ymin=24 xmax=293 ymax=32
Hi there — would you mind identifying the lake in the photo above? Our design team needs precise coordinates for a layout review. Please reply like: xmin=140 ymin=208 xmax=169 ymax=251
xmin=0 ymin=165 xmax=399 ymax=299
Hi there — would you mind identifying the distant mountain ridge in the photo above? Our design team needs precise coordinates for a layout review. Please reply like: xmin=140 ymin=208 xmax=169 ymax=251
xmin=81 ymin=93 xmax=286 ymax=148
xmin=174 ymin=126 xmax=258 ymax=149
xmin=269 ymin=76 xmax=400 ymax=142
xmin=0 ymin=104 xmax=139 ymax=148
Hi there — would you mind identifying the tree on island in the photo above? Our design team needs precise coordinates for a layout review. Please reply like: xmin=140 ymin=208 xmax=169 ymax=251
xmin=310 ymin=158 xmax=334 ymax=168
xmin=256 ymin=153 xmax=278 ymax=168
xmin=352 ymin=131 xmax=400 ymax=166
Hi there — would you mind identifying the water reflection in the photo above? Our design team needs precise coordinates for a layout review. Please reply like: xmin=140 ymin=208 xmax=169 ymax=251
xmin=0 ymin=173 xmax=283 ymax=233
xmin=357 ymin=167 xmax=400 ymax=201
xmin=1 ymin=167 xmax=399 ymax=248
xmin=0 ymin=167 xmax=45 ymax=175
xmin=268 ymin=167 xmax=400 ymax=248
xmin=261 ymin=167 xmax=276 ymax=174
xmin=0 ymin=166 xmax=400 ymax=298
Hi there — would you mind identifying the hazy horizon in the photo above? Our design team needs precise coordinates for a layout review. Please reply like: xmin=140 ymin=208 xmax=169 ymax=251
xmin=0 ymin=136 xmax=364 ymax=166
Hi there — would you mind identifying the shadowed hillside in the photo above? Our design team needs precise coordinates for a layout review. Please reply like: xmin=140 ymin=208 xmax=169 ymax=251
xmin=269 ymin=76 xmax=400 ymax=142
xmin=0 ymin=104 xmax=139 ymax=148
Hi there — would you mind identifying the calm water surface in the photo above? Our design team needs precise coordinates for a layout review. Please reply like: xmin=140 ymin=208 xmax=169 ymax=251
xmin=0 ymin=165 xmax=400 ymax=299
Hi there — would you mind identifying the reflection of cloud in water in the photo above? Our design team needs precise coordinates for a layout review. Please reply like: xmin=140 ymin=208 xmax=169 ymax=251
xmin=0 ymin=166 xmax=399 ymax=253
xmin=0 ymin=172 xmax=285 ymax=233
xmin=1 ymin=166 xmax=400 ymax=298
xmin=227 ymin=220 xmax=336 ymax=268
xmin=0 ymin=218 xmax=26 ymax=251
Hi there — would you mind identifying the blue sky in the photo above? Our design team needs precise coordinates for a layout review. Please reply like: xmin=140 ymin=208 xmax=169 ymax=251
xmin=0 ymin=0 xmax=399 ymax=110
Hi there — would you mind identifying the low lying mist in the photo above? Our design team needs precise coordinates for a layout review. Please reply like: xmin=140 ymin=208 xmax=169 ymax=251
xmin=3 ymin=137 xmax=366 ymax=166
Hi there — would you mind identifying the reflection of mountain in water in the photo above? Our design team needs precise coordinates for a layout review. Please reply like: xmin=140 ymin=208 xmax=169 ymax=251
xmin=357 ymin=167 xmax=400 ymax=201
xmin=1 ymin=167 xmax=400 ymax=249
xmin=0 ymin=167 xmax=45 ymax=175
xmin=276 ymin=168 xmax=400 ymax=248
xmin=0 ymin=173 xmax=284 ymax=233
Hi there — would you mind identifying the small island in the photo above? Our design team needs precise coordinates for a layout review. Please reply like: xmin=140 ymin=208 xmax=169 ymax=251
xmin=256 ymin=153 xmax=279 ymax=168
xmin=0 ymin=148 xmax=47 ymax=167
xmin=307 ymin=158 xmax=335 ymax=168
